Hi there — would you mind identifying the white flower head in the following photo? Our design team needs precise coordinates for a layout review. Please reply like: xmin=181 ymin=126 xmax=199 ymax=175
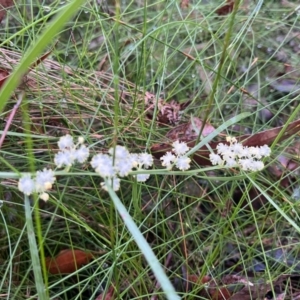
xmin=58 ymin=134 xmax=74 ymax=150
xmin=91 ymin=154 xmax=116 ymax=177
xmin=101 ymin=177 xmax=120 ymax=191
xmin=226 ymin=136 xmax=237 ymax=143
xmin=247 ymin=146 xmax=261 ymax=158
xmin=175 ymin=156 xmax=191 ymax=171
xmin=222 ymin=152 xmax=236 ymax=162
xmin=115 ymin=158 xmax=134 ymax=177
xmin=252 ymin=160 xmax=264 ymax=171
xmin=210 ymin=136 xmax=271 ymax=172
xmin=40 ymin=192 xmax=49 ymax=202
xmin=129 ymin=153 xmax=140 ymax=169
xmin=160 ymin=152 xmax=176 ymax=169
xmin=225 ymin=158 xmax=238 ymax=168
xmin=109 ymin=145 xmax=130 ymax=160
xmin=239 ymin=158 xmax=254 ymax=171
xmin=209 ymin=153 xmax=223 ymax=166
xmin=172 ymin=141 xmax=189 ymax=156
xmin=136 ymin=173 xmax=151 ymax=182
xmin=54 ymin=151 xmax=75 ymax=168
xmin=216 ymin=143 xmax=230 ymax=155
xmin=138 ymin=153 xmax=153 ymax=169
xmin=35 ymin=169 xmax=56 ymax=193
xmin=230 ymin=142 xmax=244 ymax=156
xmin=236 ymin=146 xmax=250 ymax=158
xmin=18 ymin=174 xmax=35 ymax=196
xmin=74 ymin=145 xmax=90 ymax=163
xmin=259 ymin=145 xmax=271 ymax=157
xmin=77 ymin=136 xmax=85 ymax=144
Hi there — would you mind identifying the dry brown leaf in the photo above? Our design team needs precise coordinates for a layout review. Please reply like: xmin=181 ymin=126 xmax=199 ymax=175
xmin=0 ymin=46 xmax=55 ymax=89
xmin=268 ymin=77 xmax=300 ymax=94
xmin=165 ymin=117 xmax=216 ymax=141
xmin=230 ymin=287 xmax=285 ymax=300
xmin=207 ymin=275 xmax=286 ymax=300
xmin=45 ymin=249 xmax=94 ymax=274
xmin=145 ymin=92 xmax=190 ymax=125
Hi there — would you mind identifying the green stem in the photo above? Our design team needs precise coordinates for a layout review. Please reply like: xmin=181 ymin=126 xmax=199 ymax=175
xmin=195 ymin=0 xmax=241 ymax=145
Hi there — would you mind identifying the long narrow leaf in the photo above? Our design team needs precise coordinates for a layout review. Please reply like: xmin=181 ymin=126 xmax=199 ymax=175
xmin=105 ymin=180 xmax=180 ymax=300
xmin=0 ymin=0 xmax=86 ymax=113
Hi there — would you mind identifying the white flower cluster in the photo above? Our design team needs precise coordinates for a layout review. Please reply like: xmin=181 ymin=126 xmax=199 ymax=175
xmin=54 ymin=134 xmax=90 ymax=168
xmin=160 ymin=141 xmax=191 ymax=171
xmin=18 ymin=135 xmax=90 ymax=201
xmin=18 ymin=169 xmax=56 ymax=201
xmin=17 ymin=134 xmax=271 ymax=196
xmin=90 ymin=145 xmax=153 ymax=191
xmin=209 ymin=136 xmax=271 ymax=171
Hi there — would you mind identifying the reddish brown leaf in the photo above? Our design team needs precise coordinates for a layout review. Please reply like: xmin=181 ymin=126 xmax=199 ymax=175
xmin=95 ymin=285 xmax=115 ymax=300
xmin=0 ymin=68 xmax=10 ymax=88
xmin=239 ymin=119 xmax=300 ymax=147
xmin=151 ymin=119 xmax=300 ymax=166
xmin=45 ymin=249 xmax=94 ymax=274
xmin=211 ymin=287 xmax=232 ymax=300
xmin=188 ymin=274 xmax=211 ymax=284
xmin=173 ymin=274 xmax=212 ymax=297
xmin=0 ymin=0 xmax=14 ymax=22
xmin=180 ymin=0 xmax=190 ymax=9
xmin=216 ymin=0 xmax=234 ymax=15
xmin=0 ymin=76 xmax=9 ymax=88
xmin=0 ymin=68 xmax=9 ymax=80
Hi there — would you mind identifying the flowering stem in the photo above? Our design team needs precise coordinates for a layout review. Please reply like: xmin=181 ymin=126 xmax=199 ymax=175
xmin=132 ymin=180 xmax=142 ymax=219
xmin=24 ymin=195 xmax=47 ymax=299
xmin=0 ymin=168 xmax=247 ymax=180
xmin=22 ymin=101 xmax=49 ymax=294
xmin=105 ymin=179 xmax=180 ymax=300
